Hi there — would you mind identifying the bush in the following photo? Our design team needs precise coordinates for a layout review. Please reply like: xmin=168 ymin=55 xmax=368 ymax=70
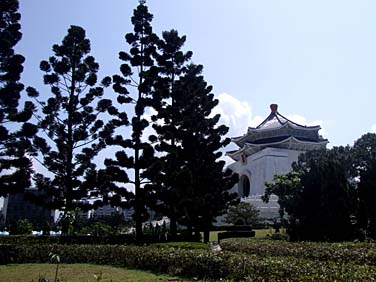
xmin=1 ymin=243 xmax=376 ymax=281
xmin=0 ymin=233 xmax=200 ymax=245
xmin=9 ymin=219 xmax=33 ymax=235
xmin=220 ymin=238 xmax=376 ymax=266
xmin=0 ymin=235 xmax=136 ymax=245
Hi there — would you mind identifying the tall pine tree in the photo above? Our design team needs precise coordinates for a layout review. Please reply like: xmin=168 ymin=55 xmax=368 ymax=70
xmin=353 ymin=133 xmax=376 ymax=239
xmin=147 ymin=30 xmax=193 ymax=238
xmin=104 ymin=1 xmax=159 ymax=242
xmin=150 ymin=59 xmax=238 ymax=242
xmin=30 ymin=26 xmax=116 ymax=232
xmin=172 ymin=64 xmax=238 ymax=242
xmin=0 ymin=0 xmax=36 ymax=195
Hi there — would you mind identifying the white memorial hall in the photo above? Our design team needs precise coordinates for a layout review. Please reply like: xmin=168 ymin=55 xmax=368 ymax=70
xmin=227 ymin=104 xmax=328 ymax=220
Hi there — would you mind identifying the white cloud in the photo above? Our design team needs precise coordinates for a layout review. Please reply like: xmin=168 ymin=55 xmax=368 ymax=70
xmin=285 ymin=114 xmax=327 ymax=137
xmin=211 ymin=93 xmax=260 ymax=138
xmin=212 ymin=93 xmax=260 ymax=166
xmin=371 ymin=124 xmax=376 ymax=133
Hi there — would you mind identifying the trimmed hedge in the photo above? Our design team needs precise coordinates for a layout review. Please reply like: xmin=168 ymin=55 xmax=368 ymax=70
xmin=0 ymin=233 xmax=200 ymax=245
xmin=220 ymin=238 xmax=376 ymax=266
xmin=0 ymin=235 xmax=134 ymax=245
xmin=0 ymin=244 xmax=228 ymax=279
xmin=1 ymin=243 xmax=376 ymax=281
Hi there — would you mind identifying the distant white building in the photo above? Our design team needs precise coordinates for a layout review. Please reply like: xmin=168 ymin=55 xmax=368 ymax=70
xmin=227 ymin=104 xmax=328 ymax=220
xmin=92 ymin=205 xmax=121 ymax=218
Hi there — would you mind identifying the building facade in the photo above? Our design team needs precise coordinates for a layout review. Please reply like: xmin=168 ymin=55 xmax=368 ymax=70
xmin=227 ymin=104 xmax=328 ymax=220
xmin=3 ymin=189 xmax=54 ymax=228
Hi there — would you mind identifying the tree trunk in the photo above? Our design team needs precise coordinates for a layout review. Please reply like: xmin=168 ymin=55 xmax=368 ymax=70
xmin=134 ymin=145 xmax=143 ymax=243
xmin=170 ymin=217 xmax=177 ymax=239
xmin=203 ymin=229 xmax=210 ymax=243
xmin=186 ymin=223 xmax=192 ymax=241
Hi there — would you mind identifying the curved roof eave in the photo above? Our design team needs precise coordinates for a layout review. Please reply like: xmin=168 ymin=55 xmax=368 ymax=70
xmin=250 ymin=121 xmax=321 ymax=133
xmin=226 ymin=136 xmax=329 ymax=160
xmin=245 ymin=136 xmax=328 ymax=147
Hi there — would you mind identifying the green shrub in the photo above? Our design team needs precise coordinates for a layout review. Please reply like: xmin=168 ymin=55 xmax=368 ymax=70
xmin=0 ymin=233 xmax=200 ymax=245
xmin=2 ymin=243 xmax=376 ymax=281
xmin=220 ymin=238 xmax=376 ymax=265
xmin=9 ymin=219 xmax=33 ymax=235
xmin=0 ymin=235 xmax=136 ymax=245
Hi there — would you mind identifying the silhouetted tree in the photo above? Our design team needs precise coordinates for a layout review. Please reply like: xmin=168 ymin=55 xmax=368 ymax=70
xmin=30 ymin=26 xmax=115 ymax=233
xmin=146 ymin=29 xmax=193 ymax=238
xmin=168 ymin=65 xmax=238 ymax=242
xmin=264 ymin=147 xmax=356 ymax=241
xmin=353 ymin=133 xmax=376 ymax=239
xmin=145 ymin=30 xmax=237 ymax=242
xmin=104 ymin=1 xmax=159 ymax=242
xmin=0 ymin=0 xmax=36 ymax=195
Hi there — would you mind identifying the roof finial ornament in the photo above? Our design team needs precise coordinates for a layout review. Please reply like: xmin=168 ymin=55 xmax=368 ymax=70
xmin=270 ymin=104 xmax=278 ymax=114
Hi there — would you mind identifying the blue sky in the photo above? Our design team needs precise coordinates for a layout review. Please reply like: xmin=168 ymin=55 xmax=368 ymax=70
xmin=17 ymin=0 xmax=376 ymax=149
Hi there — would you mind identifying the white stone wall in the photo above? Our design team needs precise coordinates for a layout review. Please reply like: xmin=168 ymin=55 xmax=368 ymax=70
xmin=227 ymin=147 xmax=303 ymax=220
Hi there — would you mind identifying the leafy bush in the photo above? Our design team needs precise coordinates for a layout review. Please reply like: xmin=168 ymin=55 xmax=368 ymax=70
xmin=220 ymin=238 xmax=376 ymax=265
xmin=0 ymin=233 xmax=198 ymax=245
xmin=9 ymin=219 xmax=33 ymax=235
xmin=2 ymin=243 xmax=376 ymax=280
xmin=0 ymin=235 xmax=136 ymax=245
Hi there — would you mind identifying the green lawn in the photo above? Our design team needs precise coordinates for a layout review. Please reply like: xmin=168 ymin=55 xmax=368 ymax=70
xmin=208 ymin=228 xmax=275 ymax=241
xmin=0 ymin=263 xmax=187 ymax=282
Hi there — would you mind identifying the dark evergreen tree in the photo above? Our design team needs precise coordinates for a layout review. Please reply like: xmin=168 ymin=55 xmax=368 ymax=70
xmin=147 ymin=31 xmax=238 ymax=242
xmin=264 ymin=147 xmax=356 ymax=241
xmin=104 ymin=1 xmax=159 ymax=242
xmin=146 ymin=30 xmax=193 ymax=238
xmin=166 ymin=64 xmax=238 ymax=242
xmin=0 ymin=0 xmax=36 ymax=195
xmin=352 ymin=133 xmax=376 ymax=239
xmin=30 ymin=26 xmax=115 ymax=232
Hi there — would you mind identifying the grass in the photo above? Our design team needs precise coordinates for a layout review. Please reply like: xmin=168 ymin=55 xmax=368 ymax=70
xmin=208 ymin=228 xmax=275 ymax=241
xmin=152 ymin=241 xmax=208 ymax=249
xmin=0 ymin=263 xmax=187 ymax=282
xmin=254 ymin=228 xmax=275 ymax=238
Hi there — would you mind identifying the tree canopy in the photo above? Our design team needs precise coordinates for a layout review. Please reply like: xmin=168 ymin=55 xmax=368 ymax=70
xmin=154 ymin=64 xmax=238 ymax=242
xmin=264 ymin=147 xmax=356 ymax=241
xmin=30 ymin=25 xmax=115 ymax=229
xmin=0 ymin=0 xmax=36 ymax=196
xmin=352 ymin=133 xmax=376 ymax=238
xmin=103 ymin=2 xmax=159 ymax=242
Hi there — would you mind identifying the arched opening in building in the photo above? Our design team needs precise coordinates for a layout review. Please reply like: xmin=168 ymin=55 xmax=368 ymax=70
xmin=239 ymin=174 xmax=250 ymax=197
